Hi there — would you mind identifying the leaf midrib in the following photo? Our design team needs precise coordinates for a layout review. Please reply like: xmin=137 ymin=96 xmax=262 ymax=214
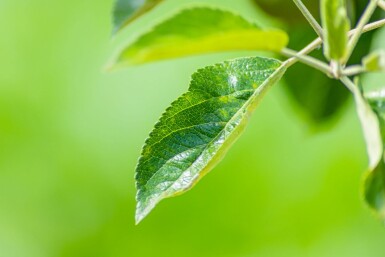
xmin=140 ymin=67 xmax=282 ymax=194
xmin=148 ymin=89 xmax=255 ymax=147
xmin=143 ymin=86 xmax=255 ymax=197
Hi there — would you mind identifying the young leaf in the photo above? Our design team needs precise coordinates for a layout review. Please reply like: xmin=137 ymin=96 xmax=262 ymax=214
xmin=110 ymin=8 xmax=288 ymax=67
xmin=135 ymin=57 xmax=286 ymax=223
xmin=352 ymin=86 xmax=382 ymax=169
xmin=363 ymin=50 xmax=385 ymax=72
xmin=348 ymin=84 xmax=385 ymax=220
xmin=113 ymin=0 xmax=163 ymax=34
xmin=363 ymin=89 xmax=385 ymax=220
xmin=321 ymin=0 xmax=351 ymax=61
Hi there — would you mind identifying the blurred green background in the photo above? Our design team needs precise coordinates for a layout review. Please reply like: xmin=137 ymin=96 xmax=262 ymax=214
xmin=1 ymin=0 xmax=385 ymax=256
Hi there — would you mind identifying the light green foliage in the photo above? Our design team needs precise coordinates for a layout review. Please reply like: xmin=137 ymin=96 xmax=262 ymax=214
xmin=321 ymin=0 xmax=351 ymax=61
xmin=363 ymin=90 xmax=385 ymax=220
xmin=108 ymin=0 xmax=385 ymax=225
xmin=113 ymin=0 xmax=163 ymax=34
xmin=5 ymin=0 xmax=385 ymax=255
xmin=135 ymin=57 xmax=285 ymax=223
xmin=111 ymin=7 xmax=288 ymax=67
xmin=363 ymin=50 xmax=385 ymax=72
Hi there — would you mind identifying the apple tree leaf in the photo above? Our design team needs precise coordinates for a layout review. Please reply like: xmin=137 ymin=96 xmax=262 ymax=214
xmin=135 ymin=57 xmax=286 ymax=223
xmin=110 ymin=7 xmax=288 ymax=67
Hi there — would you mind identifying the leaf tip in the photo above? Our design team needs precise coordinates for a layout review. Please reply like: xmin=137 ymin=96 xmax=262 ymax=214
xmin=135 ymin=194 xmax=162 ymax=224
xmin=135 ymin=206 xmax=147 ymax=225
xmin=135 ymin=212 xmax=144 ymax=225
xmin=103 ymin=59 xmax=126 ymax=72
xmin=103 ymin=63 xmax=115 ymax=73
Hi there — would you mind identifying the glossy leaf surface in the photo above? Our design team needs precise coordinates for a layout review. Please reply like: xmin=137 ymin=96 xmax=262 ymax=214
xmin=111 ymin=8 xmax=288 ymax=67
xmin=113 ymin=0 xmax=163 ymax=34
xmin=135 ymin=57 xmax=286 ymax=223
xmin=321 ymin=0 xmax=350 ymax=61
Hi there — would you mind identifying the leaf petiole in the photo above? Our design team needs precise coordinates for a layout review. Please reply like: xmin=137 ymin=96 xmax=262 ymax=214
xmin=281 ymin=48 xmax=331 ymax=75
xmin=357 ymin=18 xmax=385 ymax=33
xmin=339 ymin=76 xmax=357 ymax=93
xmin=292 ymin=0 xmax=323 ymax=38
xmin=283 ymin=19 xmax=385 ymax=75
xmin=342 ymin=65 xmax=366 ymax=76
xmin=344 ymin=0 xmax=380 ymax=64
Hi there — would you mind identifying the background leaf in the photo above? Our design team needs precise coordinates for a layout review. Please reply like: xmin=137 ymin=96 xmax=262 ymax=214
xmin=110 ymin=7 xmax=288 ymax=67
xmin=135 ymin=57 xmax=286 ymax=223
xmin=283 ymin=26 xmax=350 ymax=125
xmin=113 ymin=0 xmax=164 ymax=34
xmin=251 ymin=0 xmax=320 ymax=25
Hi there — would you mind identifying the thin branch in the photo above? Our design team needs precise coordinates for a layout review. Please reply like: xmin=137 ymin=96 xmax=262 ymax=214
xmin=342 ymin=65 xmax=366 ymax=76
xmin=283 ymin=38 xmax=323 ymax=68
xmin=281 ymin=48 xmax=331 ymax=75
xmin=340 ymin=76 xmax=357 ymax=93
xmin=282 ymin=19 xmax=385 ymax=70
xmin=358 ymin=18 xmax=385 ymax=33
xmin=344 ymin=0 xmax=380 ymax=64
xmin=379 ymin=0 xmax=385 ymax=10
xmin=292 ymin=0 xmax=323 ymax=38
xmin=283 ymin=19 xmax=385 ymax=69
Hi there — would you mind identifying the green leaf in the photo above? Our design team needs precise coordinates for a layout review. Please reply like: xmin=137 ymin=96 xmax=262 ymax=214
xmin=363 ymin=89 xmax=385 ymax=220
xmin=321 ymin=0 xmax=351 ymax=61
xmin=135 ymin=57 xmax=286 ymax=223
xmin=110 ymin=7 xmax=288 ymax=67
xmin=113 ymin=0 xmax=163 ymax=34
xmin=363 ymin=50 xmax=385 ymax=72
xmin=353 ymin=87 xmax=382 ymax=169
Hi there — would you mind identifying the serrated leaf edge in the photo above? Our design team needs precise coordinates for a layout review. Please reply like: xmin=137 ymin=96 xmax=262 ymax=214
xmin=134 ymin=57 xmax=287 ymax=224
